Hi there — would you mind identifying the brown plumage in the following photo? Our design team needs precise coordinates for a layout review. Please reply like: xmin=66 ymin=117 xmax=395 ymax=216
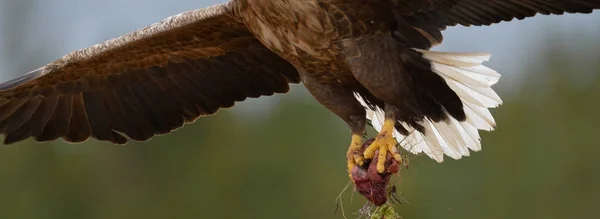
xmin=0 ymin=4 xmax=301 ymax=144
xmin=0 ymin=1 xmax=598 ymax=194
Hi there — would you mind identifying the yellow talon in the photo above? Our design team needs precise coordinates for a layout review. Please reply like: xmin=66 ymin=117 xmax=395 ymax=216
xmin=363 ymin=118 xmax=402 ymax=173
xmin=346 ymin=133 xmax=364 ymax=176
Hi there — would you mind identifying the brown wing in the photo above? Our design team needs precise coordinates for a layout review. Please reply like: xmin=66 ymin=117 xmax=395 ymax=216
xmin=0 ymin=2 xmax=300 ymax=145
xmin=392 ymin=0 xmax=600 ymax=28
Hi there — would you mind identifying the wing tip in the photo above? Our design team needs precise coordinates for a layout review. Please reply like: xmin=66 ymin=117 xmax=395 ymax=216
xmin=0 ymin=67 xmax=45 ymax=92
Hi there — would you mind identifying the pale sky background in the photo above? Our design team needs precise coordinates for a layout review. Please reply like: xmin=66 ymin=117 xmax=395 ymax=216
xmin=0 ymin=0 xmax=599 ymax=118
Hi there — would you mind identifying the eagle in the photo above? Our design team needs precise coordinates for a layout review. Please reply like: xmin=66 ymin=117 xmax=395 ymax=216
xmin=0 ymin=0 xmax=598 ymax=180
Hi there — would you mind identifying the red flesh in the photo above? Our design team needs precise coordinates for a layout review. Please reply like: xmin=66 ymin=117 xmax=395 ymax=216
xmin=351 ymin=138 xmax=399 ymax=206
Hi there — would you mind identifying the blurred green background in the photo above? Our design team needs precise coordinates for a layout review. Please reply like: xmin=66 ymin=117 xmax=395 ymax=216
xmin=1 ymin=1 xmax=600 ymax=219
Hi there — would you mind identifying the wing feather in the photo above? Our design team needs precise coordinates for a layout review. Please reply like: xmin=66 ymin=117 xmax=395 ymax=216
xmin=395 ymin=0 xmax=600 ymax=28
xmin=64 ymin=95 xmax=91 ymax=143
xmin=0 ymin=1 xmax=300 ymax=145
xmin=1 ymin=98 xmax=42 ymax=135
xmin=3 ymin=96 xmax=58 ymax=144
xmin=35 ymin=96 xmax=71 ymax=142
xmin=82 ymin=91 xmax=118 ymax=143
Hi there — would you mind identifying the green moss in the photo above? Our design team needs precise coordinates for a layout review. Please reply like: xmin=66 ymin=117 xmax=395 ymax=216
xmin=370 ymin=203 xmax=401 ymax=219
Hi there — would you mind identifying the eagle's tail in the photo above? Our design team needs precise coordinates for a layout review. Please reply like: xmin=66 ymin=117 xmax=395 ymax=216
xmin=359 ymin=49 xmax=502 ymax=162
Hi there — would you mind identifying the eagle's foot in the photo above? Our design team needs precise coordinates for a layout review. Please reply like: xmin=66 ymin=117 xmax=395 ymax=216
xmin=363 ymin=119 xmax=402 ymax=173
xmin=347 ymin=134 xmax=365 ymax=176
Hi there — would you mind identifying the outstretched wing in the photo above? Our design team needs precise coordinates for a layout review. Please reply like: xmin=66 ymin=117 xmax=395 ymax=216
xmin=393 ymin=0 xmax=600 ymax=28
xmin=0 ymin=2 xmax=300 ymax=145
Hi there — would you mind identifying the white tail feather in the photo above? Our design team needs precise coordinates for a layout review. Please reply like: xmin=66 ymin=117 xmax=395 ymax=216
xmin=356 ymin=49 xmax=502 ymax=162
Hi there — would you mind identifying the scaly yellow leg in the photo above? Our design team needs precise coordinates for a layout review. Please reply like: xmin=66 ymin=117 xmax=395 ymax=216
xmin=347 ymin=133 xmax=364 ymax=176
xmin=363 ymin=118 xmax=403 ymax=173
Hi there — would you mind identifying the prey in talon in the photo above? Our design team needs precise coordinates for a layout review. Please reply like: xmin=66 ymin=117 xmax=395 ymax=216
xmin=351 ymin=138 xmax=401 ymax=206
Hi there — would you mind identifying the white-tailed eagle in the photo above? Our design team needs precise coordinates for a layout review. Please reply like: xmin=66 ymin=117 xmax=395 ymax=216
xmin=0 ymin=0 xmax=598 ymax=204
